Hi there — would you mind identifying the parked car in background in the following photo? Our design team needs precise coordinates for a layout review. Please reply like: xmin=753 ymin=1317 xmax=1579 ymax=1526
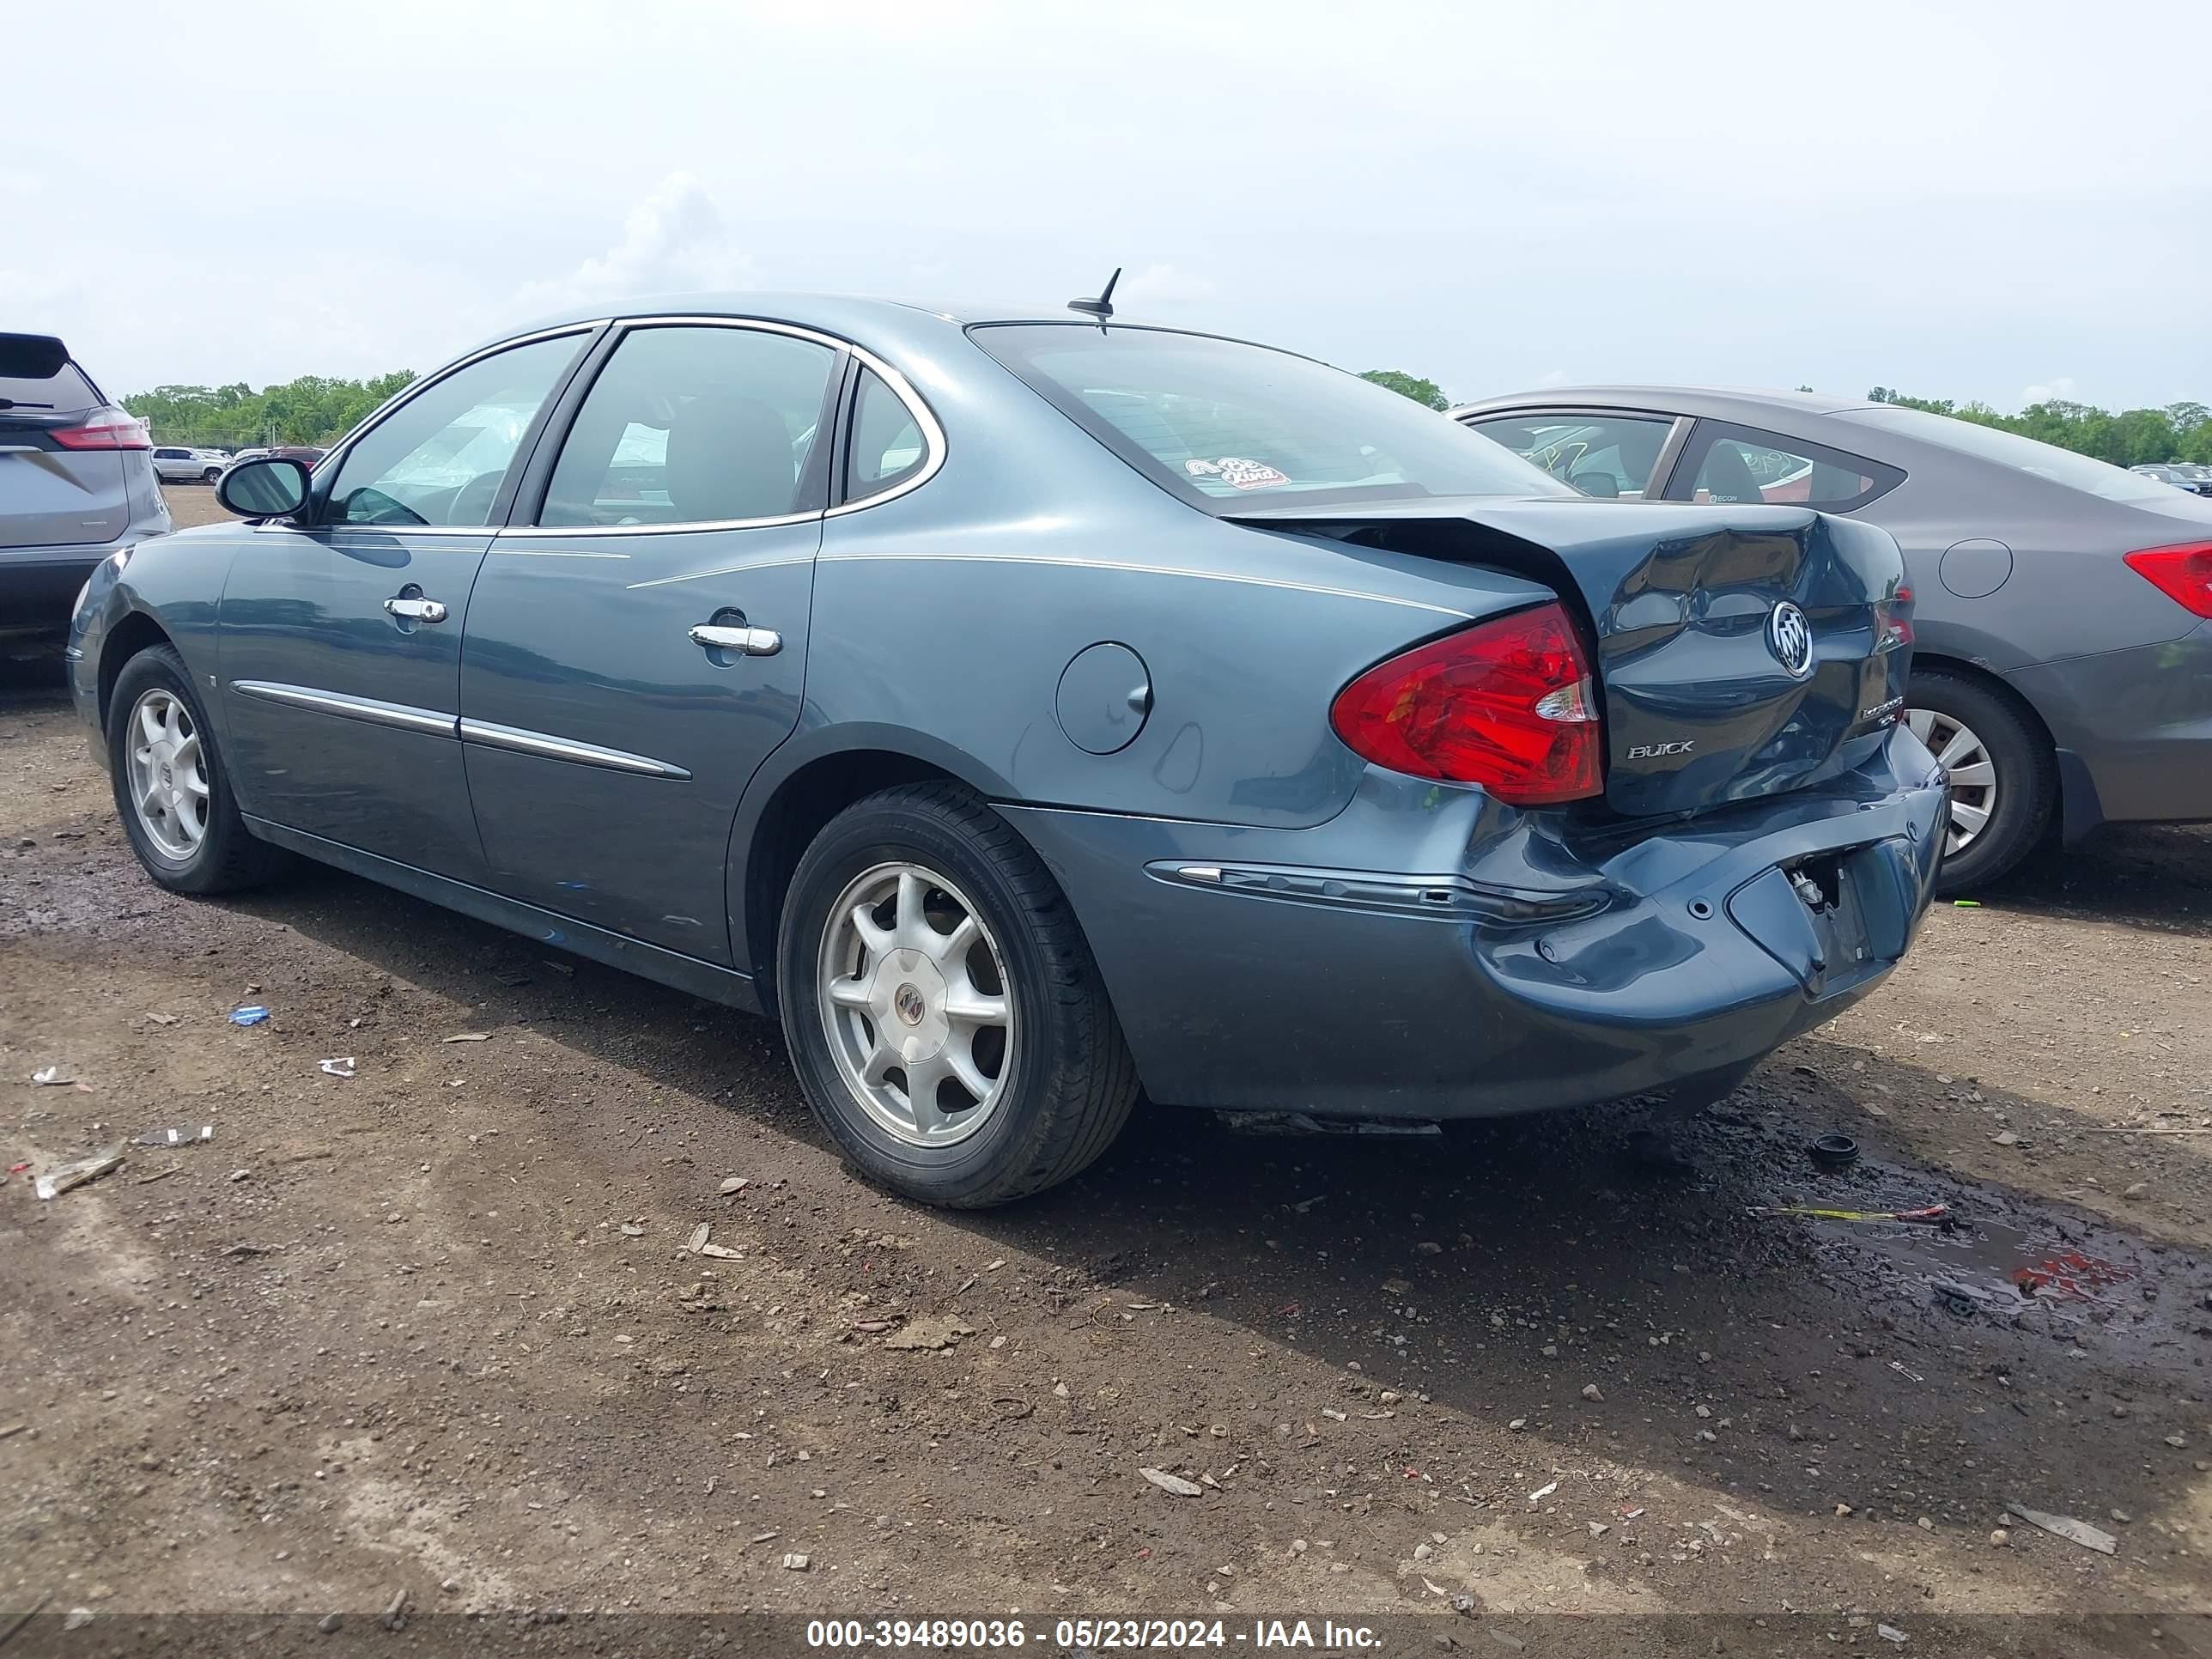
xmin=2 ymin=331 xmax=171 ymax=635
xmin=1457 ymin=387 xmax=2212 ymax=892
xmin=70 ymin=296 xmax=1942 ymax=1205
xmin=151 ymin=446 xmax=227 ymax=484
xmin=2130 ymin=462 xmax=2212 ymax=497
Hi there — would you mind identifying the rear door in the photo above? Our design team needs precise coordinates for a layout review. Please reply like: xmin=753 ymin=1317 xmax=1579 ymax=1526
xmin=0 ymin=346 xmax=131 ymax=550
xmin=458 ymin=319 xmax=846 ymax=963
xmin=217 ymin=329 xmax=592 ymax=880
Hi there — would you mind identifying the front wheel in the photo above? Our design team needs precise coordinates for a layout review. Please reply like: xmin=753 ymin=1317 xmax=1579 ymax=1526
xmin=107 ymin=645 xmax=283 ymax=895
xmin=201 ymin=467 xmax=222 ymax=484
xmin=775 ymin=781 xmax=1139 ymax=1207
xmin=1905 ymin=670 xmax=2054 ymax=896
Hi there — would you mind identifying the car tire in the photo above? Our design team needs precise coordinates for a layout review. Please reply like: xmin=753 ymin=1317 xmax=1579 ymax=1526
xmin=201 ymin=468 xmax=222 ymax=484
xmin=107 ymin=644 xmax=283 ymax=896
xmin=1905 ymin=669 xmax=2054 ymax=896
xmin=775 ymin=781 xmax=1139 ymax=1207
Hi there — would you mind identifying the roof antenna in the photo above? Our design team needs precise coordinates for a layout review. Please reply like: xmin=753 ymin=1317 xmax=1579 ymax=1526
xmin=1067 ymin=266 xmax=1121 ymax=321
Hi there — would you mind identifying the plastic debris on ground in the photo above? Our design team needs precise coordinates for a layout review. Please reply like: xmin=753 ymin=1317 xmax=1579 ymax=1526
xmin=1528 ymin=1480 xmax=1558 ymax=1502
xmin=318 ymin=1057 xmax=356 ymax=1078
xmin=134 ymin=1125 xmax=213 ymax=1148
xmin=1138 ymin=1467 xmax=1203 ymax=1497
xmin=228 ymin=1006 xmax=270 ymax=1026
xmin=34 ymin=1148 xmax=125 ymax=1200
xmin=30 ymin=1066 xmax=76 ymax=1086
xmin=2007 ymin=1502 xmax=2118 ymax=1554
xmin=443 ymin=1032 xmax=490 ymax=1043
xmin=1753 ymin=1203 xmax=1952 ymax=1226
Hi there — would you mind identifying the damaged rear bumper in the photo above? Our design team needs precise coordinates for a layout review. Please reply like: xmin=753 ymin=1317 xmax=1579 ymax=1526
xmin=1001 ymin=726 xmax=1946 ymax=1119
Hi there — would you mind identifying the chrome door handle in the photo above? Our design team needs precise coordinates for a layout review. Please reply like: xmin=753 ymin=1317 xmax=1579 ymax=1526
xmin=690 ymin=623 xmax=782 ymax=656
xmin=384 ymin=597 xmax=448 ymax=623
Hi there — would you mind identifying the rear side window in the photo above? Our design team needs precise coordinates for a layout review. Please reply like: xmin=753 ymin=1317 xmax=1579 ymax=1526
xmin=844 ymin=368 xmax=928 ymax=503
xmin=539 ymin=325 xmax=840 ymax=527
xmin=0 ymin=363 xmax=100 ymax=413
xmin=970 ymin=323 xmax=1565 ymax=509
xmin=1466 ymin=413 xmax=1674 ymax=499
xmin=1673 ymin=422 xmax=1901 ymax=513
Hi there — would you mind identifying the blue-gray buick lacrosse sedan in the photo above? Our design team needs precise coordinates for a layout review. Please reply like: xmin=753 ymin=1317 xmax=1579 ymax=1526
xmin=70 ymin=294 xmax=1946 ymax=1206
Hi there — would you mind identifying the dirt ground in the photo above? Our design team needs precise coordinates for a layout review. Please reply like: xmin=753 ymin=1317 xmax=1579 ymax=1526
xmin=3 ymin=489 xmax=2209 ymax=1654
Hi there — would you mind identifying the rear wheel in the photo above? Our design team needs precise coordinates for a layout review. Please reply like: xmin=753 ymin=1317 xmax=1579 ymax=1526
xmin=1905 ymin=670 xmax=2053 ymax=895
xmin=107 ymin=645 xmax=282 ymax=895
xmin=776 ymin=781 xmax=1139 ymax=1207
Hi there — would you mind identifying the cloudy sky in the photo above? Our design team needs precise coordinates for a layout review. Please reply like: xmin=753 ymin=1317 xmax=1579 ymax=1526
xmin=9 ymin=0 xmax=2208 ymax=413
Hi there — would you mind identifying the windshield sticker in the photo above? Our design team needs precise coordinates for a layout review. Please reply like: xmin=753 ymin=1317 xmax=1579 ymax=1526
xmin=1186 ymin=456 xmax=1291 ymax=490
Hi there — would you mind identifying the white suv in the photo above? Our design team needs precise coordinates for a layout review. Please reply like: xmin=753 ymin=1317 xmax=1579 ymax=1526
xmin=150 ymin=446 xmax=228 ymax=484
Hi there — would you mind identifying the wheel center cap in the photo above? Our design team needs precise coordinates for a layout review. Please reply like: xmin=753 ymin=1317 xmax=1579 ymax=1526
xmin=870 ymin=948 xmax=949 ymax=1063
xmin=160 ymin=760 xmax=173 ymax=788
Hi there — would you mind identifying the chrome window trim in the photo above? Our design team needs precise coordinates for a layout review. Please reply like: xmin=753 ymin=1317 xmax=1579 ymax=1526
xmin=457 ymin=717 xmax=691 ymax=780
xmin=495 ymin=313 xmax=947 ymax=538
xmin=230 ymin=680 xmax=457 ymax=737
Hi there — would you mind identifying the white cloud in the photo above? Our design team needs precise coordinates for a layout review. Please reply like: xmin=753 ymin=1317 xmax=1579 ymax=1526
xmin=2021 ymin=376 xmax=2078 ymax=405
xmin=1115 ymin=263 xmax=1217 ymax=308
xmin=516 ymin=172 xmax=757 ymax=313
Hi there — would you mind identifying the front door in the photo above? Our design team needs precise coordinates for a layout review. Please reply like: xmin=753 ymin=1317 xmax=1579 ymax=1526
xmin=459 ymin=320 xmax=843 ymax=963
xmin=216 ymin=331 xmax=590 ymax=880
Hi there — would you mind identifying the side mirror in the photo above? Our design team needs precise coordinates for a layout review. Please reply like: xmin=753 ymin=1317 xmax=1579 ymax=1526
xmin=216 ymin=456 xmax=311 ymax=520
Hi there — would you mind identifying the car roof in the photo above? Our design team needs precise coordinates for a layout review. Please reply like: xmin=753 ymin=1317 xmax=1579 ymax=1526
xmin=489 ymin=291 xmax=1182 ymax=352
xmin=1450 ymin=385 xmax=1884 ymax=420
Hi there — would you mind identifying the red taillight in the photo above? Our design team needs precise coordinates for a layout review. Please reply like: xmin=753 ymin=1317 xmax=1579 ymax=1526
xmin=50 ymin=409 xmax=150 ymax=451
xmin=1330 ymin=601 xmax=1603 ymax=806
xmin=2124 ymin=543 xmax=2212 ymax=619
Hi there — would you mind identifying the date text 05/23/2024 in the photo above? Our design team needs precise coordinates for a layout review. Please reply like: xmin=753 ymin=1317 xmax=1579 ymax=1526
xmin=805 ymin=1619 xmax=1387 ymax=1650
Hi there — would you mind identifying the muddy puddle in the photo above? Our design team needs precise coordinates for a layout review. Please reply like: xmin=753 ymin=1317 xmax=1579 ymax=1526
xmin=1756 ymin=1152 xmax=2212 ymax=1372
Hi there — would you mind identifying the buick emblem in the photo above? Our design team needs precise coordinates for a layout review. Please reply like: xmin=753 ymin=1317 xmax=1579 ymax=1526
xmin=1768 ymin=602 xmax=1814 ymax=678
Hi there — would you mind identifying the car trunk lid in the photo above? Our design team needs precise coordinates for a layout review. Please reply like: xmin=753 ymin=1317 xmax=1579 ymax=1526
xmin=1226 ymin=495 xmax=1914 ymax=817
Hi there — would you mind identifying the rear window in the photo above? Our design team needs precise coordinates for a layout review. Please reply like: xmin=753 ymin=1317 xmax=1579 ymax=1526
xmin=1836 ymin=405 xmax=2178 ymax=505
xmin=969 ymin=324 xmax=1567 ymax=509
xmin=0 ymin=362 xmax=100 ymax=413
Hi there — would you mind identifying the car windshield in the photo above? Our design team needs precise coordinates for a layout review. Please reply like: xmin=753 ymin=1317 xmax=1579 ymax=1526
xmin=969 ymin=324 xmax=1567 ymax=509
xmin=1836 ymin=405 xmax=2180 ymax=505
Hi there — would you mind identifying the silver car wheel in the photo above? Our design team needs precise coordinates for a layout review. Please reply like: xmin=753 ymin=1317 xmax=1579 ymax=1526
xmin=817 ymin=860 xmax=1016 ymax=1148
xmin=125 ymin=688 xmax=210 ymax=860
xmin=1905 ymin=706 xmax=1998 ymax=856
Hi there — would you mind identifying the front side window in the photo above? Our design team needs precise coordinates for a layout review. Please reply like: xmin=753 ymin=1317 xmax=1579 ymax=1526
xmin=325 ymin=334 xmax=581 ymax=527
xmin=538 ymin=325 xmax=839 ymax=527
xmin=844 ymin=368 xmax=928 ymax=503
xmin=1465 ymin=413 xmax=1674 ymax=499
xmin=969 ymin=324 xmax=1565 ymax=509
xmin=1675 ymin=422 xmax=1901 ymax=513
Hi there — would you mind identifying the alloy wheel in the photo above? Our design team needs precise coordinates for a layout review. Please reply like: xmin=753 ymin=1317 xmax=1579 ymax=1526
xmin=125 ymin=687 xmax=210 ymax=860
xmin=817 ymin=860 xmax=1015 ymax=1146
xmin=1905 ymin=706 xmax=1998 ymax=856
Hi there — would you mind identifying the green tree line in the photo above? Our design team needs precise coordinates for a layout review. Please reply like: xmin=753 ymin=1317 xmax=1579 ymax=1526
xmin=123 ymin=371 xmax=417 ymax=450
xmin=1864 ymin=388 xmax=2212 ymax=468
